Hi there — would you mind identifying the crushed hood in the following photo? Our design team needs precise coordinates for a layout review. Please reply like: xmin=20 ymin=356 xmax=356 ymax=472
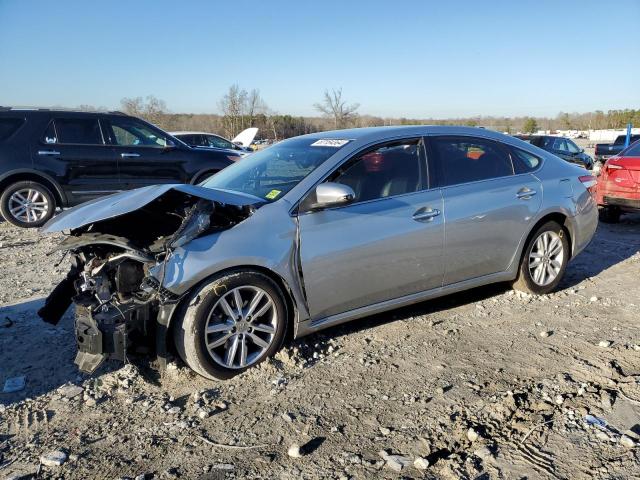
xmin=42 ymin=184 xmax=263 ymax=233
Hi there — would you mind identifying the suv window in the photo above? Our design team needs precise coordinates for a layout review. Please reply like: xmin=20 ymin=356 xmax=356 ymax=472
xmin=430 ymin=136 xmax=513 ymax=187
xmin=0 ymin=118 xmax=25 ymax=141
xmin=328 ymin=139 xmax=424 ymax=203
xmin=566 ymin=139 xmax=580 ymax=153
xmin=107 ymin=118 xmax=168 ymax=147
xmin=206 ymin=135 xmax=234 ymax=149
xmin=53 ymin=118 xmax=103 ymax=144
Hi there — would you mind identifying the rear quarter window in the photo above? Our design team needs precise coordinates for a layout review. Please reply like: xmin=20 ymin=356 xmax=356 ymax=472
xmin=0 ymin=118 xmax=25 ymax=141
xmin=511 ymin=147 xmax=542 ymax=173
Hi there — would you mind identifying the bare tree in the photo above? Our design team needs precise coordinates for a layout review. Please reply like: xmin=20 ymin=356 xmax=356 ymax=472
xmin=120 ymin=95 xmax=168 ymax=126
xmin=218 ymin=84 xmax=249 ymax=138
xmin=246 ymin=89 xmax=267 ymax=126
xmin=314 ymin=88 xmax=360 ymax=129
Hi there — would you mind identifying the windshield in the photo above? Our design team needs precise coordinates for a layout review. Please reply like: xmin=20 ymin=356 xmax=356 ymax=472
xmin=202 ymin=136 xmax=349 ymax=201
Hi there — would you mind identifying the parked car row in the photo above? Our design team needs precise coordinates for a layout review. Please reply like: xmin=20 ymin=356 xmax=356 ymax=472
xmin=170 ymin=127 xmax=258 ymax=156
xmin=0 ymin=108 xmax=241 ymax=227
xmin=37 ymin=126 xmax=598 ymax=379
xmin=515 ymin=134 xmax=594 ymax=170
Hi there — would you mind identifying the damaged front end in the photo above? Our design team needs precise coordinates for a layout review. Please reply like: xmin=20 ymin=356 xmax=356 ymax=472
xmin=38 ymin=185 xmax=261 ymax=373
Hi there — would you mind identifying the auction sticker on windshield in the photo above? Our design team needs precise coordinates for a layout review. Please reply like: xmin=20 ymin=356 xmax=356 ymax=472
xmin=265 ymin=189 xmax=282 ymax=200
xmin=310 ymin=139 xmax=350 ymax=147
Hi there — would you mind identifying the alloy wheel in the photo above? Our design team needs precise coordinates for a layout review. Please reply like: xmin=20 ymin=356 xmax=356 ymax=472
xmin=528 ymin=231 xmax=564 ymax=286
xmin=204 ymin=286 xmax=278 ymax=369
xmin=8 ymin=188 xmax=50 ymax=224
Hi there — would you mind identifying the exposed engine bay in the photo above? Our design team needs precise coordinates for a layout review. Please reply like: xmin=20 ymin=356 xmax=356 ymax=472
xmin=38 ymin=185 xmax=259 ymax=373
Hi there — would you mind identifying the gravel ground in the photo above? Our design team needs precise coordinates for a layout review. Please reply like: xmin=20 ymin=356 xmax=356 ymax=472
xmin=1 ymin=214 xmax=639 ymax=479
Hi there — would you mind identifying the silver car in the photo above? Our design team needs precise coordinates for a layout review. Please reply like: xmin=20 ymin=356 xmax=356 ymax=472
xmin=41 ymin=126 xmax=598 ymax=379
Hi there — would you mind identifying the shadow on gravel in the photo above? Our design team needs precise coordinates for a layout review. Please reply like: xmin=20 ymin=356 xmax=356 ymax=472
xmin=0 ymin=298 xmax=116 ymax=406
xmin=561 ymin=213 xmax=640 ymax=288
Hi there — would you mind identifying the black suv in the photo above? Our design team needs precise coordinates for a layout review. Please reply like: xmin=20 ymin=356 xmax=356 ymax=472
xmin=0 ymin=108 xmax=240 ymax=227
xmin=516 ymin=135 xmax=594 ymax=170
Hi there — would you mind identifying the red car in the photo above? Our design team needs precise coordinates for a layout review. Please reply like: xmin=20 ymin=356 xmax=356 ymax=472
xmin=596 ymin=140 xmax=640 ymax=222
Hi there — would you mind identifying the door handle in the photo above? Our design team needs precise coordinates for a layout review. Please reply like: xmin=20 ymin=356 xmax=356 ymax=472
xmin=516 ymin=187 xmax=537 ymax=199
xmin=120 ymin=153 xmax=140 ymax=158
xmin=38 ymin=150 xmax=60 ymax=156
xmin=412 ymin=207 xmax=441 ymax=222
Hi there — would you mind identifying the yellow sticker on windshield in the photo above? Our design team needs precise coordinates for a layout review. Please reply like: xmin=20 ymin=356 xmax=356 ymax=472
xmin=265 ymin=189 xmax=281 ymax=200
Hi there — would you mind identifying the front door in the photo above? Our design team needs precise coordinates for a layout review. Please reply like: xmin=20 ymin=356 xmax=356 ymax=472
xmin=427 ymin=135 xmax=542 ymax=285
xmin=36 ymin=117 xmax=121 ymax=205
xmin=103 ymin=116 xmax=187 ymax=189
xmin=298 ymin=138 xmax=445 ymax=320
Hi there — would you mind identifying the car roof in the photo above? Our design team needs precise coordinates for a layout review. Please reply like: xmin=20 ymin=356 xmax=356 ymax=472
xmin=170 ymin=131 xmax=222 ymax=136
xmin=0 ymin=107 xmax=127 ymax=116
xmin=294 ymin=125 xmax=516 ymax=144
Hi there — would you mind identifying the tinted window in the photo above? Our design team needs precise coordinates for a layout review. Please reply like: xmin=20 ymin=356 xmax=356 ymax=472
xmin=431 ymin=136 xmax=513 ymax=186
xmin=511 ymin=147 xmax=541 ymax=173
xmin=0 ymin=118 xmax=24 ymax=141
xmin=107 ymin=118 xmax=168 ymax=147
xmin=621 ymin=140 xmax=640 ymax=157
xmin=54 ymin=118 xmax=103 ymax=144
xmin=329 ymin=140 xmax=424 ymax=203
xmin=177 ymin=134 xmax=198 ymax=146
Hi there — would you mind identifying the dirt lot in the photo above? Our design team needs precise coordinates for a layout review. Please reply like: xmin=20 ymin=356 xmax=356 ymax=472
xmin=1 ymin=213 xmax=639 ymax=480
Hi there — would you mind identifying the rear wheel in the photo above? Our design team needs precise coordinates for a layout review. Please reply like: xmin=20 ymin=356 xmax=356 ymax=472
xmin=513 ymin=221 xmax=569 ymax=295
xmin=173 ymin=270 xmax=287 ymax=380
xmin=599 ymin=206 xmax=621 ymax=223
xmin=0 ymin=180 xmax=56 ymax=228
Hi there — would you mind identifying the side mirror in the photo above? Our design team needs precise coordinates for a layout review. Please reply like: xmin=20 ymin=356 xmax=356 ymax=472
xmin=164 ymin=138 xmax=177 ymax=151
xmin=310 ymin=182 xmax=355 ymax=210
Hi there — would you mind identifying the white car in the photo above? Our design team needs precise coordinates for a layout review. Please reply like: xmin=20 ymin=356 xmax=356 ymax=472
xmin=171 ymin=128 xmax=258 ymax=157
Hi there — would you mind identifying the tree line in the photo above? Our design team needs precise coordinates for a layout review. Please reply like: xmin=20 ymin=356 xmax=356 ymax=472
xmin=110 ymin=88 xmax=640 ymax=141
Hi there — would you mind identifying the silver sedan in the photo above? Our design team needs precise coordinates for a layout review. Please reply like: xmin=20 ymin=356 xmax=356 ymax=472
xmin=42 ymin=126 xmax=598 ymax=379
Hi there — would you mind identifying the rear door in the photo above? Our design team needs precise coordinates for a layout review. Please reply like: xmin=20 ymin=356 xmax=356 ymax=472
xmin=35 ymin=116 xmax=121 ymax=205
xmin=103 ymin=116 xmax=188 ymax=189
xmin=428 ymin=135 xmax=542 ymax=285
xmin=298 ymin=138 xmax=445 ymax=320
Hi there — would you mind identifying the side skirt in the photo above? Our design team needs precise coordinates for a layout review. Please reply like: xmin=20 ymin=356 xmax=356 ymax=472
xmin=295 ymin=271 xmax=514 ymax=338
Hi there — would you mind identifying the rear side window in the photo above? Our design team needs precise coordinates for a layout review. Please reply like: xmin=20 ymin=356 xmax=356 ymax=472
xmin=0 ymin=118 xmax=25 ymax=141
xmin=206 ymin=135 xmax=234 ymax=149
xmin=430 ymin=136 xmax=513 ymax=187
xmin=511 ymin=147 xmax=542 ymax=173
xmin=52 ymin=118 xmax=103 ymax=144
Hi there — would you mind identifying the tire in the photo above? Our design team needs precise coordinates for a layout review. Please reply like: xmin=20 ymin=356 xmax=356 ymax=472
xmin=512 ymin=221 xmax=569 ymax=295
xmin=599 ymin=206 xmax=621 ymax=224
xmin=0 ymin=180 xmax=56 ymax=228
xmin=173 ymin=270 xmax=288 ymax=380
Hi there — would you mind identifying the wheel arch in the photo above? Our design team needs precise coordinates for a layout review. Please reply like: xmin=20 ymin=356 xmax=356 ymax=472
xmin=163 ymin=264 xmax=298 ymax=351
xmin=516 ymin=212 xmax=574 ymax=271
xmin=0 ymin=169 xmax=67 ymax=207
xmin=190 ymin=168 xmax=220 ymax=185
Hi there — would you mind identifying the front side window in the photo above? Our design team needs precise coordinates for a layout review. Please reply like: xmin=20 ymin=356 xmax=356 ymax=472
xmin=327 ymin=139 xmax=424 ymax=203
xmin=107 ymin=118 xmax=168 ymax=147
xmin=53 ymin=118 xmax=103 ymax=144
xmin=202 ymin=136 xmax=348 ymax=201
xmin=431 ymin=136 xmax=513 ymax=187
xmin=566 ymin=140 xmax=580 ymax=153
xmin=553 ymin=138 xmax=569 ymax=152
xmin=206 ymin=135 xmax=234 ymax=149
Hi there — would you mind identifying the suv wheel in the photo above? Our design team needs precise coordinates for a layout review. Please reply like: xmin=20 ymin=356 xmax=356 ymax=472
xmin=173 ymin=270 xmax=287 ymax=380
xmin=513 ymin=221 xmax=569 ymax=295
xmin=0 ymin=181 xmax=56 ymax=228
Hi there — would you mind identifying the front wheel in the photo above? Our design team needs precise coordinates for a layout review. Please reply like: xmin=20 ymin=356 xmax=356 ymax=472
xmin=512 ymin=221 xmax=569 ymax=295
xmin=173 ymin=270 xmax=287 ymax=380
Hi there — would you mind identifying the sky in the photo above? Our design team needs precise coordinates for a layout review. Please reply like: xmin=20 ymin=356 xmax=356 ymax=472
xmin=1 ymin=0 xmax=638 ymax=118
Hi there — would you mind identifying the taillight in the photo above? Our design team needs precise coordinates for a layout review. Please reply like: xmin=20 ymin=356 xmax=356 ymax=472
xmin=579 ymin=175 xmax=597 ymax=196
